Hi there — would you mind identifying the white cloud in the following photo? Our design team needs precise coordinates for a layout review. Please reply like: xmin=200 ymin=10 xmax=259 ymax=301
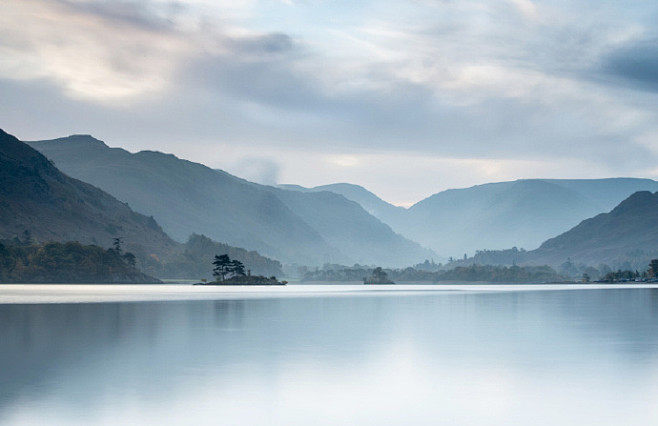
xmin=326 ymin=155 xmax=361 ymax=168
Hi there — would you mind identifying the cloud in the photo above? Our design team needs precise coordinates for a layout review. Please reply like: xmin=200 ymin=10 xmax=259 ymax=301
xmin=226 ymin=157 xmax=281 ymax=185
xmin=230 ymin=33 xmax=295 ymax=55
xmin=0 ymin=0 xmax=194 ymax=102
xmin=1 ymin=0 xmax=658 ymax=205
xmin=508 ymin=0 xmax=539 ymax=21
xmin=601 ymin=38 xmax=658 ymax=92
xmin=0 ymin=0 xmax=298 ymax=104
xmin=54 ymin=0 xmax=185 ymax=32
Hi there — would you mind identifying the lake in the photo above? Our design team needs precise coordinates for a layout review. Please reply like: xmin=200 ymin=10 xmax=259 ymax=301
xmin=2 ymin=284 xmax=658 ymax=425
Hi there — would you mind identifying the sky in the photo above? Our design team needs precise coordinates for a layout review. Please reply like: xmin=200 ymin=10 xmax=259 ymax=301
xmin=1 ymin=0 xmax=657 ymax=206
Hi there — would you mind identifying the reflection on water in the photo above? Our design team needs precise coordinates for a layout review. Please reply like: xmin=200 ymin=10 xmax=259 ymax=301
xmin=2 ymin=289 xmax=658 ymax=425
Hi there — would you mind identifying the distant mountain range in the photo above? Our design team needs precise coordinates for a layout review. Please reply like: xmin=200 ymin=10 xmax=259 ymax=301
xmin=288 ymin=178 xmax=658 ymax=258
xmin=31 ymin=135 xmax=433 ymax=266
xmin=10 ymin=128 xmax=657 ymax=272
xmin=445 ymin=190 xmax=658 ymax=272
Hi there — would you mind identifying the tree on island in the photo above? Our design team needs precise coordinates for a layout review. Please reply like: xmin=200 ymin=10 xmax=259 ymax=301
xmin=212 ymin=254 xmax=246 ymax=281
xmin=212 ymin=254 xmax=230 ymax=281
xmin=204 ymin=254 xmax=284 ymax=285
xmin=230 ymin=259 xmax=246 ymax=277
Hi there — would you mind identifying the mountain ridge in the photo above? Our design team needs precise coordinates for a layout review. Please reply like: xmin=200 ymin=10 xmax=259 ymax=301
xmin=31 ymin=135 xmax=433 ymax=266
xmin=301 ymin=177 xmax=658 ymax=257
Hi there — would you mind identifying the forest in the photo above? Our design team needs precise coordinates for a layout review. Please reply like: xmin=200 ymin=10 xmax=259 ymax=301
xmin=0 ymin=239 xmax=159 ymax=283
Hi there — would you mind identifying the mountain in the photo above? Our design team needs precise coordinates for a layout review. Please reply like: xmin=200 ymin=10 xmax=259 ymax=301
xmin=31 ymin=135 xmax=340 ymax=265
xmin=267 ymin=187 xmax=432 ymax=266
xmin=279 ymin=183 xmax=407 ymax=228
xmin=31 ymin=135 xmax=433 ymax=266
xmin=0 ymin=129 xmax=178 ymax=260
xmin=531 ymin=191 xmax=658 ymax=268
xmin=396 ymin=178 xmax=658 ymax=257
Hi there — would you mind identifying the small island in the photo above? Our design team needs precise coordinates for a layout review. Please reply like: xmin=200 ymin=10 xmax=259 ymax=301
xmin=195 ymin=254 xmax=287 ymax=285
xmin=364 ymin=267 xmax=395 ymax=284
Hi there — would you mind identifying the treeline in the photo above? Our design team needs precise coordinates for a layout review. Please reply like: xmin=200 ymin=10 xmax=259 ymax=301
xmin=443 ymin=247 xmax=658 ymax=281
xmin=3 ymin=231 xmax=283 ymax=281
xmin=0 ymin=240 xmax=160 ymax=283
xmin=302 ymin=263 xmax=564 ymax=283
xmin=437 ymin=264 xmax=562 ymax=283
xmin=598 ymin=259 xmax=658 ymax=283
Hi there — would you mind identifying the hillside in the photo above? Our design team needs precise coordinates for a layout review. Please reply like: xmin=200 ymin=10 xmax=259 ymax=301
xmin=0 ymin=129 xmax=178 ymax=261
xmin=280 ymin=183 xmax=407 ymax=227
xmin=531 ymin=191 xmax=658 ymax=268
xmin=32 ymin=135 xmax=433 ymax=266
xmin=268 ymin=187 xmax=433 ymax=266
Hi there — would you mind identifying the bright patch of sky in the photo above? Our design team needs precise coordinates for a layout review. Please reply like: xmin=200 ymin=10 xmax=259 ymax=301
xmin=1 ymin=0 xmax=657 ymax=205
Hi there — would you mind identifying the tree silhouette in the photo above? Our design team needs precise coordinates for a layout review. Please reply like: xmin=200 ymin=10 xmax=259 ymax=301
xmin=212 ymin=254 xmax=231 ymax=281
xmin=229 ymin=259 xmax=246 ymax=277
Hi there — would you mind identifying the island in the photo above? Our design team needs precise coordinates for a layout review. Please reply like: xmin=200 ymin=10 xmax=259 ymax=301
xmin=194 ymin=254 xmax=287 ymax=285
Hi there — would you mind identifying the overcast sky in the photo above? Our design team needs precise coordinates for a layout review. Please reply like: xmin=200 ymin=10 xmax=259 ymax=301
xmin=1 ymin=0 xmax=657 ymax=206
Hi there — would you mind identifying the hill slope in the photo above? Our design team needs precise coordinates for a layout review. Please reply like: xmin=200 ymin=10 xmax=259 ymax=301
xmin=531 ymin=191 xmax=658 ymax=267
xmin=268 ymin=187 xmax=433 ymax=266
xmin=280 ymin=183 xmax=407 ymax=229
xmin=0 ymin=129 xmax=178 ymax=260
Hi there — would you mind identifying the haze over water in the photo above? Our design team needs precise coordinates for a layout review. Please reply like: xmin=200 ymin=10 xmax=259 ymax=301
xmin=2 ymin=285 xmax=658 ymax=425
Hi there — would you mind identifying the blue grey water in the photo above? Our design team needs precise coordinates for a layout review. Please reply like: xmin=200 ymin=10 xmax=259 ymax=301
xmin=1 ymin=285 xmax=658 ymax=425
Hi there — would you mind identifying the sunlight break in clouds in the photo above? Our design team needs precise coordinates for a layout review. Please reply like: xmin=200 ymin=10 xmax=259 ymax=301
xmin=0 ymin=0 xmax=193 ymax=103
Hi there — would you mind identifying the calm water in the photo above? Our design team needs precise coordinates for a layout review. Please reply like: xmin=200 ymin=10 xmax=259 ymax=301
xmin=2 ymin=285 xmax=658 ymax=425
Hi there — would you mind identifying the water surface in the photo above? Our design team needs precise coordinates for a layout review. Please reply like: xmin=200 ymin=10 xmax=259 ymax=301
xmin=2 ymin=285 xmax=658 ymax=425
